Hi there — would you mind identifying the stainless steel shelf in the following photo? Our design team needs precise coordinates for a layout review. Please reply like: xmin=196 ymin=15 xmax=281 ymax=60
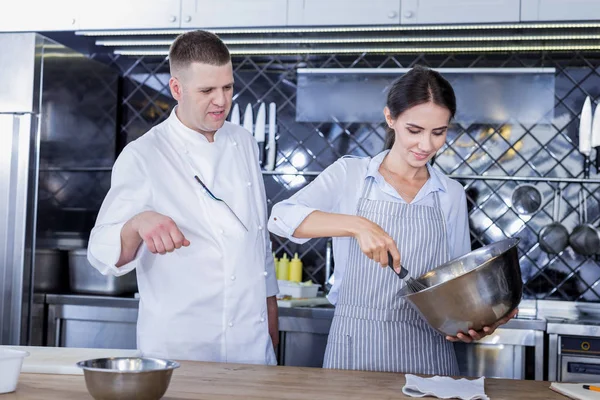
xmin=262 ymin=171 xmax=600 ymax=183
xmin=262 ymin=170 xmax=320 ymax=176
xmin=451 ymin=175 xmax=600 ymax=184
xmin=39 ymin=167 xmax=113 ymax=172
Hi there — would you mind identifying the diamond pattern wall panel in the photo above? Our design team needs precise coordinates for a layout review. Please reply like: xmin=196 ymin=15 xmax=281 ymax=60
xmin=96 ymin=51 xmax=600 ymax=301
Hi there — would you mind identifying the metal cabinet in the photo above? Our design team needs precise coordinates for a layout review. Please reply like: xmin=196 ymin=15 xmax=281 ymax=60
xmin=45 ymin=295 xmax=138 ymax=350
xmin=277 ymin=307 xmax=333 ymax=367
xmin=521 ymin=0 xmax=600 ymax=22
xmin=400 ymin=0 xmax=521 ymax=24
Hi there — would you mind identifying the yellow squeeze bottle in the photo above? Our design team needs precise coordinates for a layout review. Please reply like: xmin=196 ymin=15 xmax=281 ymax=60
xmin=273 ymin=252 xmax=279 ymax=277
xmin=289 ymin=253 xmax=303 ymax=282
xmin=277 ymin=253 xmax=290 ymax=280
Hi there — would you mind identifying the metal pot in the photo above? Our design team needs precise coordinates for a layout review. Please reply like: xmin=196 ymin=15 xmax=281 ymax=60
xmin=34 ymin=249 xmax=69 ymax=293
xmin=399 ymin=238 xmax=522 ymax=337
xmin=68 ymin=249 xmax=137 ymax=296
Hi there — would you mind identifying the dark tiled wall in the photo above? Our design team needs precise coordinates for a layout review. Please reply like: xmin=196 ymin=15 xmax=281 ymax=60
xmin=91 ymin=51 xmax=600 ymax=301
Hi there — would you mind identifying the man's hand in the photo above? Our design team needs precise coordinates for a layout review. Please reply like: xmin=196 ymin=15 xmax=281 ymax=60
xmin=133 ymin=211 xmax=190 ymax=254
xmin=118 ymin=211 xmax=190 ymax=267
xmin=446 ymin=308 xmax=519 ymax=343
xmin=267 ymin=296 xmax=279 ymax=350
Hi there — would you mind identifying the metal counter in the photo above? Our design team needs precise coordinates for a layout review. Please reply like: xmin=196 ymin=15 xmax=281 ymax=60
xmin=279 ymin=304 xmax=545 ymax=380
xmin=36 ymin=294 xmax=545 ymax=380
xmin=42 ymin=294 xmax=139 ymax=349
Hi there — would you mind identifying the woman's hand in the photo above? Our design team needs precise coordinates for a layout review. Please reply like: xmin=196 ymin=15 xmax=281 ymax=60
xmin=445 ymin=308 xmax=519 ymax=343
xmin=352 ymin=216 xmax=401 ymax=272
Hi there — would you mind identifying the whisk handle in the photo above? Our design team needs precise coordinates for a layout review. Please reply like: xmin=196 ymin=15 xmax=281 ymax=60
xmin=388 ymin=252 xmax=408 ymax=279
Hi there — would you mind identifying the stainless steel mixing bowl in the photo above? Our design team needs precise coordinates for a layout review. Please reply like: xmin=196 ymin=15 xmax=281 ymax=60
xmin=398 ymin=238 xmax=522 ymax=336
xmin=76 ymin=357 xmax=180 ymax=400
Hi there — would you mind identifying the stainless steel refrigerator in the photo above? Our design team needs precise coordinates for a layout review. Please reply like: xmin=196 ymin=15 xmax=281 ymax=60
xmin=0 ymin=32 xmax=118 ymax=345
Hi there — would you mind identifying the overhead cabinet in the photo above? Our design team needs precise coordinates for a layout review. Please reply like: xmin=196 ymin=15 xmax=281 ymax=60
xmin=287 ymin=0 xmax=401 ymax=26
xmin=521 ymin=0 xmax=600 ymax=22
xmin=400 ymin=0 xmax=521 ymax=24
xmin=181 ymin=0 xmax=288 ymax=28
xmin=77 ymin=0 xmax=181 ymax=30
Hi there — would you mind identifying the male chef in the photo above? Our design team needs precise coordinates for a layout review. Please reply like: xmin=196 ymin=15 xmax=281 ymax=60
xmin=87 ymin=30 xmax=279 ymax=364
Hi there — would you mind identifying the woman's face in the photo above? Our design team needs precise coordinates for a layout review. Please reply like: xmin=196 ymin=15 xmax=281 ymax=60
xmin=384 ymin=101 xmax=451 ymax=168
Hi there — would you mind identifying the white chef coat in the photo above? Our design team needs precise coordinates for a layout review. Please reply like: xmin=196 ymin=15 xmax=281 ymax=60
xmin=268 ymin=151 xmax=470 ymax=305
xmin=88 ymin=107 xmax=278 ymax=365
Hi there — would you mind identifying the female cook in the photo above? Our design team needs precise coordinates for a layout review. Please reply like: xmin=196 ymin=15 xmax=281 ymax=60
xmin=268 ymin=66 xmax=516 ymax=375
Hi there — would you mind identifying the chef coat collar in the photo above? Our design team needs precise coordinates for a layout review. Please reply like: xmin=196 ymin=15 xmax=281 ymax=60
xmin=167 ymin=106 xmax=227 ymax=146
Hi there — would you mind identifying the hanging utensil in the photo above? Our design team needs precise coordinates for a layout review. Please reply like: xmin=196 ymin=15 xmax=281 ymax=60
xmin=266 ymin=102 xmax=277 ymax=171
xmin=229 ymin=103 xmax=240 ymax=125
xmin=388 ymin=252 xmax=426 ymax=293
xmin=254 ymin=103 xmax=266 ymax=167
xmin=511 ymin=184 xmax=543 ymax=215
xmin=592 ymin=101 xmax=600 ymax=173
xmin=243 ymin=103 xmax=253 ymax=135
xmin=579 ymin=96 xmax=593 ymax=178
xmin=569 ymin=190 xmax=600 ymax=257
xmin=538 ymin=187 xmax=569 ymax=254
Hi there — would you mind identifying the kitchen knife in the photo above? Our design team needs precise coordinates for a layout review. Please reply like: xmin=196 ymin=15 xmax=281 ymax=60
xmin=592 ymin=101 xmax=600 ymax=173
xmin=255 ymin=103 xmax=266 ymax=167
xmin=229 ymin=103 xmax=240 ymax=125
xmin=579 ymin=96 xmax=593 ymax=178
xmin=243 ymin=103 xmax=253 ymax=136
xmin=266 ymin=102 xmax=277 ymax=171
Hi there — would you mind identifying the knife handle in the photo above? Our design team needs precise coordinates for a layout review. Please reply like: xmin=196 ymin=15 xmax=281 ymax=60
xmin=258 ymin=144 xmax=265 ymax=167
xmin=596 ymin=148 xmax=600 ymax=174
xmin=584 ymin=156 xmax=591 ymax=179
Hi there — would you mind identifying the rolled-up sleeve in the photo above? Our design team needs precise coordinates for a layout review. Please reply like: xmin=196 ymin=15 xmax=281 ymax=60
xmin=87 ymin=146 xmax=152 ymax=276
xmin=447 ymin=185 xmax=471 ymax=259
xmin=268 ymin=159 xmax=347 ymax=244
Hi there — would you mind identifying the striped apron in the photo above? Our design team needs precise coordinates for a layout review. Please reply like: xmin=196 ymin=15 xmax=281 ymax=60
xmin=323 ymin=176 xmax=459 ymax=375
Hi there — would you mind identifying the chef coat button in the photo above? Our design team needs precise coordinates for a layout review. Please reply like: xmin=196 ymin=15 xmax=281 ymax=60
xmin=219 ymin=229 xmax=224 ymax=235
xmin=232 ymin=141 xmax=237 ymax=146
xmin=258 ymin=225 xmax=263 ymax=231
xmin=260 ymin=317 xmax=265 ymax=322
xmin=228 ymin=322 xmax=234 ymax=327
xmin=230 ymin=275 xmax=236 ymax=281
xmin=263 ymin=271 xmax=268 ymax=276
xmin=247 ymin=182 xmax=252 ymax=187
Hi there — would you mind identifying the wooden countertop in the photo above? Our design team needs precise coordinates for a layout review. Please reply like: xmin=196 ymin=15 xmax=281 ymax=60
xmin=4 ymin=361 xmax=566 ymax=400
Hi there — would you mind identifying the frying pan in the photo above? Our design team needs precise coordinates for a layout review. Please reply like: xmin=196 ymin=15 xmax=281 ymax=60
xmin=569 ymin=190 xmax=600 ymax=257
xmin=538 ymin=187 xmax=569 ymax=254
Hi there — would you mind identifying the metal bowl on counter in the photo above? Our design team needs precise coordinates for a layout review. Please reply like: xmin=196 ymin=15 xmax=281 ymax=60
xmin=399 ymin=238 xmax=522 ymax=337
xmin=76 ymin=357 xmax=180 ymax=400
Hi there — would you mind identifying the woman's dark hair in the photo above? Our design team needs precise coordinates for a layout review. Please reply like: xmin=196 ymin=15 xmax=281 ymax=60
xmin=384 ymin=65 xmax=456 ymax=150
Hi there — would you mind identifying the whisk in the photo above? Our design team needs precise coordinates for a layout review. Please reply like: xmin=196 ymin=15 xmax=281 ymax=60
xmin=388 ymin=252 xmax=427 ymax=293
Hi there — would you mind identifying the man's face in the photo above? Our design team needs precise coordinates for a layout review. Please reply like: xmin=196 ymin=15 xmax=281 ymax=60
xmin=169 ymin=61 xmax=234 ymax=135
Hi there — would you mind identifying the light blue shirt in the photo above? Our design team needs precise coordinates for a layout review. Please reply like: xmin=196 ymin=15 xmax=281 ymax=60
xmin=268 ymin=150 xmax=471 ymax=305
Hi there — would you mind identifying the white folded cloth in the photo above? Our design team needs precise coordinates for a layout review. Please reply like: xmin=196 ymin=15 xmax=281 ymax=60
xmin=402 ymin=374 xmax=490 ymax=400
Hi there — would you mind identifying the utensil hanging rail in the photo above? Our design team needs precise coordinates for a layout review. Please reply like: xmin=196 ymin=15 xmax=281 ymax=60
xmin=451 ymin=175 xmax=600 ymax=184
xmin=262 ymin=171 xmax=600 ymax=183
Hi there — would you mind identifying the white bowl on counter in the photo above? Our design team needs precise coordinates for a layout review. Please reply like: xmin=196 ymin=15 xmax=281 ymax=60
xmin=277 ymin=280 xmax=319 ymax=298
xmin=0 ymin=348 xmax=29 ymax=394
